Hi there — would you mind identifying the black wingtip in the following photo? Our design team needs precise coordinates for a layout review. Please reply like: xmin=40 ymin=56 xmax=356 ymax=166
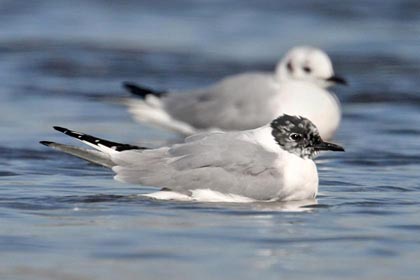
xmin=53 ymin=126 xmax=68 ymax=133
xmin=51 ymin=125 xmax=148 ymax=152
xmin=122 ymin=81 xmax=166 ymax=98
xmin=122 ymin=81 xmax=137 ymax=91
xmin=40 ymin=141 xmax=54 ymax=146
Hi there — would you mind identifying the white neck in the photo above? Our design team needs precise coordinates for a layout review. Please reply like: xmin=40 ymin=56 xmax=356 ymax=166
xmin=242 ymin=125 xmax=282 ymax=154
xmin=242 ymin=124 xmax=318 ymax=201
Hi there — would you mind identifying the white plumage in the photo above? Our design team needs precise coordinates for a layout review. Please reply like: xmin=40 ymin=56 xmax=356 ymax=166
xmin=123 ymin=46 xmax=346 ymax=139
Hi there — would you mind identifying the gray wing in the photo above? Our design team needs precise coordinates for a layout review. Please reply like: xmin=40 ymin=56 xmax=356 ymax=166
xmin=162 ymin=72 xmax=280 ymax=131
xmin=112 ymin=132 xmax=284 ymax=200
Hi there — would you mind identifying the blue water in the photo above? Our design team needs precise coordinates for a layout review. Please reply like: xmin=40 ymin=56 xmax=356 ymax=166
xmin=1 ymin=1 xmax=420 ymax=279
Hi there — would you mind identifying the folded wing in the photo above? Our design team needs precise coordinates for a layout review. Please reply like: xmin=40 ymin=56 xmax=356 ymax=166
xmin=112 ymin=132 xmax=284 ymax=200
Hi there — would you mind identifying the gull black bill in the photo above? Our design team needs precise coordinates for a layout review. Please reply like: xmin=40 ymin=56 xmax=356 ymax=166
xmin=314 ymin=141 xmax=345 ymax=152
xmin=326 ymin=75 xmax=347 ymax=85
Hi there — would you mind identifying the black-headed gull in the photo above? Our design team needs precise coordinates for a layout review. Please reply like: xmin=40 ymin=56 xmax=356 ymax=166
xmin=40 ymin=115 xmax=344 ymax=202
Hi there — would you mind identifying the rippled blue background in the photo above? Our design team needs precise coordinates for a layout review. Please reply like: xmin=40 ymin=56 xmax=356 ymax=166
xmin=1 ymin=1 xmax=420 ymax=279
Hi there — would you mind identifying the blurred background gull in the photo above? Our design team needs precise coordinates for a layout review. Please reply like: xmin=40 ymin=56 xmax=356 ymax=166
xmin=1 ymin=1 xmax=420 ymax=280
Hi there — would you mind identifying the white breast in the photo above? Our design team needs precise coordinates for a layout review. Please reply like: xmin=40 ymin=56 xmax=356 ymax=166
xmin=279 ymin=153 xmax=318 ymax=201
xmin=270 ymin=81 xmax=341 ymax=140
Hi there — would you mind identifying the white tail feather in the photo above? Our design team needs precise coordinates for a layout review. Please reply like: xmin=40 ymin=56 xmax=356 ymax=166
xmin=41 ymin=142 xmax=114 ymax=168
xmin=124 ymin=97 xmax=197 ymax=136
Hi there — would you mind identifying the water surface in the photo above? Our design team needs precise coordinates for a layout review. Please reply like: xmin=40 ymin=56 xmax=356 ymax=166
xmin=1 ymin=1 xmax=420 ymax=279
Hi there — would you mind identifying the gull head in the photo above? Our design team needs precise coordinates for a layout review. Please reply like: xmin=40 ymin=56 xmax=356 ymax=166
xmin=275 ymin=46 xmax=347 ymax=88
xmin=270 ymin=114 xmax=344 ymax=159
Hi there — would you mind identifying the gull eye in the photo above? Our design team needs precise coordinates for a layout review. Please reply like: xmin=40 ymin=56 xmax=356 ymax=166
xmin=303 ymin=66 xmax=312 ymax=73
xmin=290 ymin=133 xmax=303 ymax=141
xmin=287 ymin=61 xmax=293 ymax=72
